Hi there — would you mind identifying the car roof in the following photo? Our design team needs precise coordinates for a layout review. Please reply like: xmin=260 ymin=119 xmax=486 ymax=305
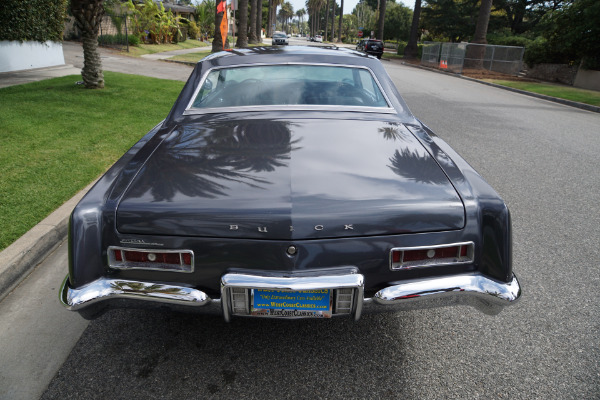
xmin=200 ymin=45 xmax=368 ymax=65
xmin=163 ymin=46 xmax=418 ymax=125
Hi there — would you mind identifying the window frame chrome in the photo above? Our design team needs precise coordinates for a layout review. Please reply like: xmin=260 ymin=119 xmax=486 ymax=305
xmin=184 ymin=62 xmax=397 ymax=115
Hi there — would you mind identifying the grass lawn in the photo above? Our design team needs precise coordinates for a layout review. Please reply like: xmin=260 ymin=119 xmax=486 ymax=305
xmin=168 ymin=50 xmax=211 ymax=63
xmin=382 ymin=53 xmax=404 ymax=60
xmin=0 ymin=71 xmax=184 ymax=251
xmin=488 ymin=80 xmax=600 ymax=107
xmin=124 ymin=39 xmax=210 ymax=57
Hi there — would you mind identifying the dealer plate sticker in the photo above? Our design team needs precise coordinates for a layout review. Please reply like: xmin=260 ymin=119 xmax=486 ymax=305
xmin=251 ymin=289 xmax=332 ymax=318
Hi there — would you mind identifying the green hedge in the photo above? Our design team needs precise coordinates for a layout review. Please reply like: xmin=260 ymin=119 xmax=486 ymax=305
xmin=0 ymin=0 xmax=68 ymax=42
xmin=396 ymin=41 xmax=423 ymax=58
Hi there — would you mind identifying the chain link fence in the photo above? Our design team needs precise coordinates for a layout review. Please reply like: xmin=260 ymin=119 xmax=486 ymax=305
xmin=421 ymin=42 xmax=525 ymax=76
xmin=421 ymin=42 xmax=441 ymax=68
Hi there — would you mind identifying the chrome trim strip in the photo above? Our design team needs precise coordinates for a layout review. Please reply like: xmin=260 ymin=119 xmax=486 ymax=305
xmin=220 ymin=272 xmax=365 ymax=322
xmin=389 ymin=241 xmax=474 ymax=271
xmin=59 ymin=276 xmax=210 ymax=311
xmin=185 ymin=62 xmax=395 ymax=114
xmin=371 ymin=273 xmax=521 ymax=315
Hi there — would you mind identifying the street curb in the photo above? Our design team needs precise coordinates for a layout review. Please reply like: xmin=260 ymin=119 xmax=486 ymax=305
xmin=399 ymin=61 xmax=600 ymax=114
xmin=0 ymin=181 xmax=96 ymax=302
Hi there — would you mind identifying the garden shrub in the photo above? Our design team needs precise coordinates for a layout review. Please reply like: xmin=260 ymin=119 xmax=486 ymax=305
xmin=0 ymin=0 xmax=68 ymax=42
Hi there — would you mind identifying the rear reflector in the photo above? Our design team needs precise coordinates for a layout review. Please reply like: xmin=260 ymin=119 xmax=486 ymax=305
xmin=108 ymin=246 xmax=194 ymax=273
xmin=390 ymin=242 xmax=474 ymax=270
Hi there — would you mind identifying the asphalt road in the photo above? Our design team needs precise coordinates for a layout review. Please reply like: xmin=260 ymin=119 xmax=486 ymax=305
xmin=2 ymin=55 xmax=599 ymax=399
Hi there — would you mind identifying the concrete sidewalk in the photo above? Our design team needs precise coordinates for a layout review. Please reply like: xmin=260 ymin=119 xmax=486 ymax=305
xmin=0 ymin=64 xmax=81 ymax=89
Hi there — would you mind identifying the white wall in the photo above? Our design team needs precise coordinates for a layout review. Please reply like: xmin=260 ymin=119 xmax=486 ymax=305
xmin=0 ymin=41 xmax=65 ymax=73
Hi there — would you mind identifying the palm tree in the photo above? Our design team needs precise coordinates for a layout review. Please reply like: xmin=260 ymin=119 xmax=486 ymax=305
xmin=236 ymin=0 xmax=249 ymax=47
xmin=268 ymin=0 xmax=284 ymax=36
xmin=336 ymin=0 xmax=343 ymax=42
xmin=279 ymin=2 xmax=294 ymax=33
xmin=70 ymin=0 xmax=105 ymax=88
xmin=296 ymin=8 xmax=306 ymax=33
xmin=249 ymin=0 xmax=258 ymax=43
xmin=212 ymin=0 xmax=227 ymax=52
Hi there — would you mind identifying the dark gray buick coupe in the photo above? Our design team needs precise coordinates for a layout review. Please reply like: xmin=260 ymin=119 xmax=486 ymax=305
xmin=60 ymin=46 xmax=521 ymax=321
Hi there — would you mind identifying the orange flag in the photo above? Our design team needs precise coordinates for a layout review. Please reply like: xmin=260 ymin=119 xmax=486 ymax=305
xmin=220 ymin=2 xmax=228 ymax=50
xmin=217 ymin=0 xmax=225 ymax=14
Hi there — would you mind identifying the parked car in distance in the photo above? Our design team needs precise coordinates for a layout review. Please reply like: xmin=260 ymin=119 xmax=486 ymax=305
xmin=272 ymin=32 xmax=289 ymax=45
xmin=357 ymin=39 xmax=384 ymax=59
xmin=314 ymin=35 xmax=323 ymax=42
xmin=60 ymin=46 xmax=521 ymax=322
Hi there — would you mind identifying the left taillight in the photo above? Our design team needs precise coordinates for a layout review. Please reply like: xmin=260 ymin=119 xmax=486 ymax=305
xmin=390 ymin=242 xmax=474 ymax=271
xmin=108 ymin=247 xmax=194 ymax=273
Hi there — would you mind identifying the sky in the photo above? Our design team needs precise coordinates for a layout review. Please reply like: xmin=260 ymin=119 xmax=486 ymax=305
xmin=287 ymin=0 xmax=416 ymax=16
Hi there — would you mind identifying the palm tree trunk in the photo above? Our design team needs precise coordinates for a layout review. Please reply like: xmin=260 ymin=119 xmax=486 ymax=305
xmin=337 ymin=0 xmax=343 ymax=42
xmin=249 ymin=0 xmax=257 ymax=43
xmin=256 ymin=0 xmax=263 ymax=41
xmin=267 ymin=0 xmax=273 ymax=36
xmin=330 ymin=1 xmax=335 ymax=41
xmin=81 ymin=32 xmax=104 ymax=88
xmin=212 ymin=0 xmax=226 ymax=52
xmin=71 ymin=0 xmax=104 ymax=89
xmin=236 ymin=0 xmax=249 ymax=47
xmin=324 ymin=0 xmax=330 ymax=40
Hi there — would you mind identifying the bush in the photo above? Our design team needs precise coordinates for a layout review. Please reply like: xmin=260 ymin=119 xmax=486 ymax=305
xmin=524 ymin=37 xmax=573 ymax=67
xmin=186 ymin=20 xmax=200 ymax=40
xmin=487 ymin=34 xmax=532 ymax=48
xmin=396 ymin=41 xmax=423 ymax=58
xmin=0 ymin=0 xmax=68 ymax=42
xmin=98 ymin=33 xmax=140 ymax=47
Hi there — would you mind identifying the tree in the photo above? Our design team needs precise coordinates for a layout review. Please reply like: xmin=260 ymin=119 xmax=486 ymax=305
xmin=296 ymin=8 xmax=306 ymax=33
xmin=538 ymin=0 xmax=600 ymax=69
xmin=376 ymin=0 xmax=387 ymax=40
xmin=404 ymin=0 xmax=421 ymax=58
xmin=212 ymin=0 xmax=227 ymax=52
xmin=336 ymin=0 xmax=344 ymax=41
xmin=421 ymin=0 xmax=480 ymax=42
xmin=384 ymin=2 xmax=411 ymax=41
xmin=236 ymin=0 xmax=249 ymax=47
xmin=71 ymin=0 xmax=105 ymax=88
xmin=196 ymin=0 xmax=215 ymax=40
xmin=249 ymin=0 xmax=258 ymax=43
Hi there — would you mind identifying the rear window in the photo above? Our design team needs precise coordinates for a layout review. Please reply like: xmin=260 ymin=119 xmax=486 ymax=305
xmin=190 ymin=64 xmax=389 ymax=109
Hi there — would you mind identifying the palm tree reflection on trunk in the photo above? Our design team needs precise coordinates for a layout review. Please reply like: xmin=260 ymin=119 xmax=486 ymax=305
xmin=127 ymin=120 xmax=300 ymax=202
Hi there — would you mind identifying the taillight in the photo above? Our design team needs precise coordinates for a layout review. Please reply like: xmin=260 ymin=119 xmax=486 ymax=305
xmin=108 ymin=247 xmax=194 ymax=273
xmin=390 ymin=242 xmax=474 ymax=270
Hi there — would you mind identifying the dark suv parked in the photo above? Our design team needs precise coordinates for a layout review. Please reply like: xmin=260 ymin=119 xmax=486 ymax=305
xmin=356 ymin=39 xmax=384 ymax=59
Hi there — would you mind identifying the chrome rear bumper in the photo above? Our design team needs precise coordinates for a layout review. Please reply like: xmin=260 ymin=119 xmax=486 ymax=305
xmin=60 ymin=272 xmax=521 ymax=320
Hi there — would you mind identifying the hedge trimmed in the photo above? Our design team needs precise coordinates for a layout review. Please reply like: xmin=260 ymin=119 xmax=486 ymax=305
xmin=0 ymin=0 xmax=68 ymax=42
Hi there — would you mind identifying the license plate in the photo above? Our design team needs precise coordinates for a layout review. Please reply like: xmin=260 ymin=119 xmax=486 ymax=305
xmin=251 ymin=289 xmax=332 ymax=318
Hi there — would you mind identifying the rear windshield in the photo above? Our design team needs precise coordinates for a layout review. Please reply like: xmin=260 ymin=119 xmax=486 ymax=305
xmin=190 ymin=64 xmax=389 ymax=109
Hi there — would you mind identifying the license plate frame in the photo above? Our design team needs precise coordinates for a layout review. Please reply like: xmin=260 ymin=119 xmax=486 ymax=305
xmin=250 ymin=289 xmax=333 ymax=318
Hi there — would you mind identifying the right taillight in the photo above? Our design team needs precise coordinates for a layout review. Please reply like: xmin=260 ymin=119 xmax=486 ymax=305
xmin=390 ymin=242 xmax=474 ymax=270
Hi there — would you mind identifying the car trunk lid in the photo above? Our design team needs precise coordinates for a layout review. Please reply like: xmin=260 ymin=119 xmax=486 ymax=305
xmin=116 ymin=118 xmax=465 ymax=239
